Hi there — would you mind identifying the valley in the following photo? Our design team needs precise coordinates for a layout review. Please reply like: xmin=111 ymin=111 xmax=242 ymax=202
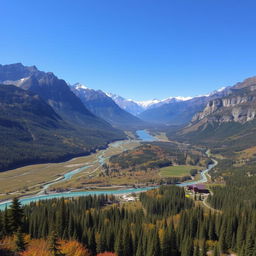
xmin=1 ymin=64 xmax=256 ymax=256
xmin=0 ymin=130 xmax=215 ymax=211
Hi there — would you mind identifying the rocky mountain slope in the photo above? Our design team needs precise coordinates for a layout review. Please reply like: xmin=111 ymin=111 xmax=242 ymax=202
xmin=0 ymin=64 xmax=126 ymax=170
xmin=138 ymin=88 xmax=229 ymax=125
xmin=171 ymin=77 xmax=256 ymax=154
xmin=71 ymin=84 xmax=145 ymax=129
xmin=0 ymin=84 xmax=123 ymax=171
xmin=0 ymin=63 xmax=125 ymax=135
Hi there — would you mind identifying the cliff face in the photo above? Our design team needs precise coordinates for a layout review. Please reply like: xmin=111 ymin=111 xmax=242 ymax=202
xmin=191 ymin=79 xmax=256 ymax=124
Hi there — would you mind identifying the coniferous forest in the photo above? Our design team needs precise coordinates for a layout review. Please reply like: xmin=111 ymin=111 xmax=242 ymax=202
xmin=0 ymin=183 xmax=256 ymax=256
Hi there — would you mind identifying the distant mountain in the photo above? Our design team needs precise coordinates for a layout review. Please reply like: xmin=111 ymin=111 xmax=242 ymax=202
xmin=172 ymin=77 xmax=256 ymax=154
xmin=107 ymin=92 xmax=192 ymax=116
xmin=138 ymin=88 xmax=229 ymax=125
xmin=71 ymin=83 xmax=145 ymax=129
xmin=107 ymin=93 xmax=145 ymax=116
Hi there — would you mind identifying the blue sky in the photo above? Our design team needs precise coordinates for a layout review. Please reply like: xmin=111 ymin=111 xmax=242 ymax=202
xmin=1 ymin=0 xmax=256 ymax=100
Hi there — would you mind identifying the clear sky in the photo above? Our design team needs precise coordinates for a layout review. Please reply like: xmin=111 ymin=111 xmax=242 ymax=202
xmin=1 ymin=0 xmax=256 ymax=100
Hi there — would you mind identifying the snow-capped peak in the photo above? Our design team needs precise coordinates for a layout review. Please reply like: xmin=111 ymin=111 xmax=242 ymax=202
xmin=174 ymin=96 xmax=193 ymax=101
xmin=216 ymin=86 xmax=226 ymax=92
xmin=197 ymin=86 xmax=228 ymax=97
xmin=131 ymin=99 xmax=161 ymax=108
xmin=72 ymin=83 xmax=90 ymax=90
xmin=132 ymin=96 xmax=192 ymax=108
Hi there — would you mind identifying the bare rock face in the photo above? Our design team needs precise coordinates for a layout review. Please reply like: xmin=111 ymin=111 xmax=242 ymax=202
xmin=190 ymin=77 xmax=256 ymax=128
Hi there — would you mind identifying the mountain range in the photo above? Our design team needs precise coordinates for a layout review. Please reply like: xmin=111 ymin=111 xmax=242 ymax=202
xmin=2 ymin=62 xmax=256 ymax=170
xmin=170 ymin=77 xmax=256 ymax=156
xmin=107 ymin=93 xmax=193 ymax=116
xmin=108 ymin=88 xmax=229 ymax=125
xmin=0 ymin=63 xmax=126 ymax=170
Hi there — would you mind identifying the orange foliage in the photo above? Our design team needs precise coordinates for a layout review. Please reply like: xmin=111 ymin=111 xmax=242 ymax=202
xmin=20 ymin=239 xmax=49 ymax=256
xmin=61 ymin=240 xmax=91 ymax=256
xmin=19 ymin=239 xmax=90 ymax=256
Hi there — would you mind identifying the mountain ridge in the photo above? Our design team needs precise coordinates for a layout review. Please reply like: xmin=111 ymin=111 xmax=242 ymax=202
xmin=71 ymin=83 xmax=146 ymax=129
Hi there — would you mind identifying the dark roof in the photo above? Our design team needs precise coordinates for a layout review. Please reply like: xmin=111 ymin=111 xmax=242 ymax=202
xmin=188 ymin=184 xmax=206 ymax=190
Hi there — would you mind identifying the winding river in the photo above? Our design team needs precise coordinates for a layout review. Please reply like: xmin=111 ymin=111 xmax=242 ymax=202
xmin=0 ymin=130 xmax=216 ymax=210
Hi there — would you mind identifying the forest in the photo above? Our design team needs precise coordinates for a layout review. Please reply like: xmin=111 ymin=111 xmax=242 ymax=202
xmin=0 ymin=184 xmax=255 ymax=256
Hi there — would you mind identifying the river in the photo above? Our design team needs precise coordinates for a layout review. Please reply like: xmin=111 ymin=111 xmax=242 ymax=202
xmin=0 ymin=130 xmax=216 ymax=210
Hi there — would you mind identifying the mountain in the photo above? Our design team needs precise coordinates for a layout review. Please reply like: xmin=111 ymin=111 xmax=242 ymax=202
xmin=0 ymin=84 xmax=120 ymax=171
xmin=0 ymin=64 xmax=126 ymax=170
xmin=71 ymin=84 xmax=145 ymax=129
xmin=138 ymin=88 xmax=229 ymax=125
xmin=108 ymin=93 xmax=192 ymax=116
xmin=107 ymin=93 xmax=146 ymax=116
xmin=172 ymin=77 xmax=256 ymax=154
xmin=0 ymin=63 xmax=125 ymax=133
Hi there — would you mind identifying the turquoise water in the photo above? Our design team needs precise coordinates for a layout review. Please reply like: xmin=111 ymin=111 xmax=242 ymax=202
xmin=177 ymin=159 xmax=218 ymax=187
xmin=136 ymin=130 xmax=158 ymax=141
xmin=0 ymin=131 xmax=216 ymax=210
xmin=0 ymin=186 xmax=156 ymax=210
xmin=0 ymin=131 xmax=158 ymax=210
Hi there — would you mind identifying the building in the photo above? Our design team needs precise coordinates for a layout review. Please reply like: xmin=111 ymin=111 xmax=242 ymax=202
xmin=187 ymin=184 xmax=209 ymax=194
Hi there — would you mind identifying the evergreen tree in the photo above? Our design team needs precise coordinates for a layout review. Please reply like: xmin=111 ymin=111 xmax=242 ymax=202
xmin=3 ymin=207 xmax=10 ymax=235
xmin=88 ymin=229 xmax=96 ymax=255
xmin=244 ymin=232 xmax=255 ymax=256
xmin=181 ymin=238 xmax=193 ymax=256
xmin=161 ymin=230 xmax=171 ymax=256
xmin=123 ymin=227 xmax=133 ymax=256
xmin=135 ymin=238 xmax=143 ymax=256
xmin=147 ymin=232 xmax=160 ymax=256
xmin=48 ymin=230 xmax=62 ymax=256
xmin=9 ymin=197 xmax=24 ymax=233
xmin=15 ymin=227 xmax=27 ymax=252
xmin=114 ymin=229 xmax=123 ymax=256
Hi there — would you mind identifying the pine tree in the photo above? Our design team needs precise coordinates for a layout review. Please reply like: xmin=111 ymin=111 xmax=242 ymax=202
xmin=9 ymin=197 xmax=24 ymax=233
xmin=3 ymin=207 xmax=10 ymax=235
xmin=48 ymin=230 xmax=62 ymax=256
xmin=244 ymin=231 xmax=255 ymax=256
xmin=136 ymin=239 xmax=143 ymax=256
xmin=114 ymin=229 xmax=124 ymax=256
xmin=161 ymin=230 xmax=171 ymax=256
xmin=123 ymin=227 xmax=133 ymax=256
xmin=181 ymin=238 xmax=193 ymax=256
xmin=147 ymin=232 xmax=160 ymax=256
xmin=56 ymin=198 xmax=66 ymax=238
xmin=15 ymin=227 xmax=27 ymax=252
xmin=0 ymin=212 xmax=3 ymax=239
xmin=88 ymin=229 xmax=96 ymax=255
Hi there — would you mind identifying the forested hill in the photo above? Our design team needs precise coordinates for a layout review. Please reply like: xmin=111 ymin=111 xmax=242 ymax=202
xmin=0 ymin=84 xmax=125 ymax=171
